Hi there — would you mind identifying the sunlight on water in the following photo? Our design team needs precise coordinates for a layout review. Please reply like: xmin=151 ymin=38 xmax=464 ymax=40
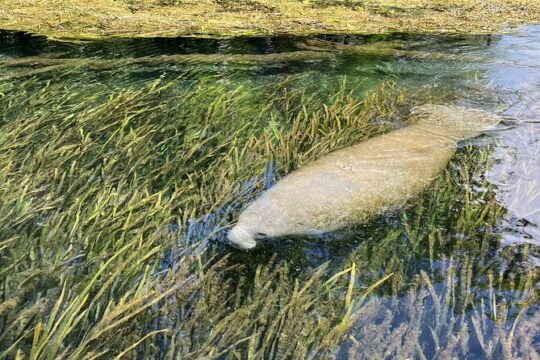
xmin=485 ymin=26 xmax=540 ymax=259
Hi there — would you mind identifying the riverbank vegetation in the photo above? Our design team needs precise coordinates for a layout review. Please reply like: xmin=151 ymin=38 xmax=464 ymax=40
xmin=1 ymin=0 xmax=540 ymax=40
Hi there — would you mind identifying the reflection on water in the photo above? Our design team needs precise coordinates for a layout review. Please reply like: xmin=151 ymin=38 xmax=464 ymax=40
xmin=485 ymin=26 xmax=540 ymax=259
xmin=0 ymin=25 xmax=539 ymax=359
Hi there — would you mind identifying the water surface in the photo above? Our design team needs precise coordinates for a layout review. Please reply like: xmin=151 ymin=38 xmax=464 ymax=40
xmin=0 ymin=26 xmax=539 ymax=359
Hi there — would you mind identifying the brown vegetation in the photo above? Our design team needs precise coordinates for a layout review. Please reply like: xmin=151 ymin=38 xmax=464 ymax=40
xmin=1 ymin=0 xmax=539 ymax=40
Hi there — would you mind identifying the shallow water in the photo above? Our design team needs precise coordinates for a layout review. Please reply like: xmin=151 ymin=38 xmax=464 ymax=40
xmin=0 ymin=26 xmax=539 ymax=359
xmin=485 ymin=26 xmax=540 ymax=258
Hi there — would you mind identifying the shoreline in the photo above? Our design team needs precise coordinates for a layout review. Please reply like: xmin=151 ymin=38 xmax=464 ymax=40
xmin=1 ymin=0 xmax=539 ymax=41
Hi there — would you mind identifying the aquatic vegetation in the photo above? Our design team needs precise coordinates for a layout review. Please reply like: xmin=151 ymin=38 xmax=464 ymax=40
xmin=0 ymin=51 xmax=335 ymax=81
xmin=343 ymin=263 xmax=539 ymax=359
xmin=0 ymin=67 xmax=413 ymax=358
xmin=299 ymin=39 xmax=488 ymax=63
xmin=0 ymin=29 xmax=538 ymax=359
xmin=336 ymin=147 xmax=538 ymax=359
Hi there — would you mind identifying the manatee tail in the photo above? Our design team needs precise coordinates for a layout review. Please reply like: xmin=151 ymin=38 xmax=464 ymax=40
xmin=411 ymin=104 xmax=502 ymax=138
xmin=228 ymin=226 xmax=257 ymax=250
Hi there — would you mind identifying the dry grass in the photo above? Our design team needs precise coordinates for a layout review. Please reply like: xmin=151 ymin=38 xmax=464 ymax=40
xmin=1 ymin=0 xmax=540 ymax=40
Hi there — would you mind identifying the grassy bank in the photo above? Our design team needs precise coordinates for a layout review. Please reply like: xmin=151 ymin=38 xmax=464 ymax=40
xmin=1 ymin=0 xmax=540 ymax=40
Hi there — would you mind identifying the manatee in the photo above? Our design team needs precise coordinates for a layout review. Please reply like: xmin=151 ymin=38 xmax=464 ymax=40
xmin=228 ymin=104 xmax=501 ymax=249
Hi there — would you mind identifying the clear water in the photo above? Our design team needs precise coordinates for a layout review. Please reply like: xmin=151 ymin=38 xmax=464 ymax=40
xmin=486 ymin=26 xmax=540 ymax=256
xmin=0 ymin=26 xmax=539 ymax=358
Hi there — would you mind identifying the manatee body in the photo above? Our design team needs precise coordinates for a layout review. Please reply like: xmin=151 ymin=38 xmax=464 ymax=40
xmin=228 ymin=105 xmax=501 ymax=249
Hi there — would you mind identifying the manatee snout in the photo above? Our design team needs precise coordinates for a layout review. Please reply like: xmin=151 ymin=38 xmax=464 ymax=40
xmin=227 ymin=225 xmax=258 ymax=250
xmin=228 ymin=199 xmax=284 ymax=249
xmin=228 ymin=215 xmax=279 ymax=249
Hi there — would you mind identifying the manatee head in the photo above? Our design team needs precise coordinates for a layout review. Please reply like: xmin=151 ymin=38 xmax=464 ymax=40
xmin=227 ymin=196 xmax=291 ymax=250
xmin=411 ymin=104 xmax=502 ymax=139
xmin=227 ymin=225 xmax=258 ymax=250
xmin=227 ymin=217 xmax=277 ymax=250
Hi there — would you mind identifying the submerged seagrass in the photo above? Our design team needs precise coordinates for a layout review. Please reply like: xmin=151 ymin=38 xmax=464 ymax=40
xmin=228 ymin=104 xmax=502 ymax=249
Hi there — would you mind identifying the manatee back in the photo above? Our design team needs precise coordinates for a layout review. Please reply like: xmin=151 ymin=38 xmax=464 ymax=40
xmin=411 ymin=104 xmax=502 ymax=139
